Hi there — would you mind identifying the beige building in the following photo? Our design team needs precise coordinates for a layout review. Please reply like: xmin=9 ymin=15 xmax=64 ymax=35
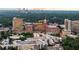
xmin=64 ymin=19 xmax=79 ymax=35
xmin=71 ymin=20 xmax=79 ymax=34
xmin=18 ymin=44 xmax=35 ymax=50
xmin=60 ymin=30 xmax=71 ymax=37
xmin=64 ymin=19 xmax=72 ymax=32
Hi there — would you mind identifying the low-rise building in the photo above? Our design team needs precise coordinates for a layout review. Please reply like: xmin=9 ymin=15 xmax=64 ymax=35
xmin=33 ymin=23 xmax=46 ymax=32
xmin=46 ymin=24 xmax=60 ymax=34
xmin=24 ymin=22 xmax=33 ymax=33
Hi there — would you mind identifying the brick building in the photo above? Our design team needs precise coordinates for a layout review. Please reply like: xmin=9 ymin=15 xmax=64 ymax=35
xmin=24 ymin=22 xmax=33 ymax=33
xmin=46 ymin=24 xmax=60 ymax=34
xmin=12 ymin=17 xmax=24 ymax=33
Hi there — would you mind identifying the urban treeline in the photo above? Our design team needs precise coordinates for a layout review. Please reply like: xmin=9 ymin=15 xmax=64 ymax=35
xmin=0 ymin=10 xmax=79 ymax=27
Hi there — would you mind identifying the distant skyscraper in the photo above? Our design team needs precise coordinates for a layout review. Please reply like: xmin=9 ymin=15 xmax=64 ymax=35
xmin=18 ymin=8 xmax=28 ymax=13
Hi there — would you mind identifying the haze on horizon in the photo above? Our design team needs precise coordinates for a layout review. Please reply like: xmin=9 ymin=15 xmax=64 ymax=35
xmin=0 ymin=8 xmax=79 ymax=11
xmin=0 ymin=0 xmax=79 ymax=10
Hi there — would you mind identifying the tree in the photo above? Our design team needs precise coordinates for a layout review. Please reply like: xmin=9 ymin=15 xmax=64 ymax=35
xmin=0 ymin=31 xmax=11 ymax=39
xmin=1 ymin=31 xmax=8 ymax=39
xmin=62 ymin=36 xmax=79 ymax=50
xmin=0 ymin=17 xmax=12 ymax=27
xmin=20 ymin=32 xmax=33 ymax=38
xmin=20 ymin=36 xmax=26 ymax=41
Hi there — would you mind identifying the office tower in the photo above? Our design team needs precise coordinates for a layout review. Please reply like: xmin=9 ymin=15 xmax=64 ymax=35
xmin=64 ymin=19 xmax=72 ymax=32
xmin=12 ymin=17 xmax=24 ymax=33
xmin=71 ymin=20 xmax=79 ymax=34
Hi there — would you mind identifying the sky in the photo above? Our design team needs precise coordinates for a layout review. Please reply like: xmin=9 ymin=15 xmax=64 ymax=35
xmin=0 ymin=0 xmax=79 ymax=10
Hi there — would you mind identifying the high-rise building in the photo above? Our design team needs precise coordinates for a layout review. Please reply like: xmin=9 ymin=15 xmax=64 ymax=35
xmin=64 ymin=19 xmax=72 ymax=32
xmin=71 ymin=20 xmax=79 ymax=34
xmin=64 ymin=19 xmax=79 ymax=35
xmin=12 ymin=17 xmax=24 ymax=33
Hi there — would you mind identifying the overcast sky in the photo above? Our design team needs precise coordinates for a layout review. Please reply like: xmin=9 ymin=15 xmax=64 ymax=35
xmin=0 ymin=0 xmax=79 ymax=10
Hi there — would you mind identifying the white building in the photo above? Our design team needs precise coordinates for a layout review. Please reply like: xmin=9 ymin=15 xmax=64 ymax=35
xmin=64 ymin=19 xmax=72 ymax=32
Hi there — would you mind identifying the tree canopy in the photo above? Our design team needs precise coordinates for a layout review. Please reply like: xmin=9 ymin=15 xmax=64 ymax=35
xmin=62 ymin=36 xmax=79 ymax=50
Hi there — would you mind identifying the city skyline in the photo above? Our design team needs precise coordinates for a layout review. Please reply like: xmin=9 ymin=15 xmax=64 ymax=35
xmin=1 ymin=8 xmax=79 ymax=11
